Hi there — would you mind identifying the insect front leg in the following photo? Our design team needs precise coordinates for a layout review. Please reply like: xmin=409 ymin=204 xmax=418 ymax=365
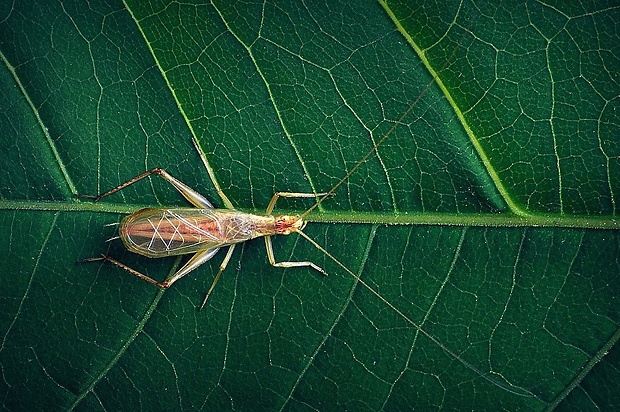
xmin=264 ymin=235 xmax=328 ymax=276
xmin=266 ymin=191 xmax=330 ymax=214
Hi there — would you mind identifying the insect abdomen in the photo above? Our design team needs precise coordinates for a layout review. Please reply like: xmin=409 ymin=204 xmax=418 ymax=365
xmin=120 ymin=208 xmax=224 ymax=257
xmin=119 ymin=208 xmax=276 ymax=258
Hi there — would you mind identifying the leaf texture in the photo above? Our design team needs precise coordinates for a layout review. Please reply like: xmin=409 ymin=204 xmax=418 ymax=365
xmin=0 ymin=0 xmax=619 ymax=410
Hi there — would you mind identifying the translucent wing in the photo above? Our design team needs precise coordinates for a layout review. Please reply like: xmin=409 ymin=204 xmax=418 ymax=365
xmin=120 ymin=208 xmax=225 ymax=257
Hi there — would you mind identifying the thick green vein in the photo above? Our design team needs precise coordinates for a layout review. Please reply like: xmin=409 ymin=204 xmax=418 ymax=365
xmin=2 ymin=200 xmax=619 ymax=230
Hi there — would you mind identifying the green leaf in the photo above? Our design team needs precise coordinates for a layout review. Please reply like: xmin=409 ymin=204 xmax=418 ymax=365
xmin=1 ymin=0 xmax=619 ymax=410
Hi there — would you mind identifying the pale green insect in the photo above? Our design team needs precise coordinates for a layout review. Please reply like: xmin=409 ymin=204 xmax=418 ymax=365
xmin=79 ymin=70 xmax=437 ymax=309
xmin=78 ymin=40 xmax=443 ymax=308
xmin=80 ymin=165 xmax=329 ymax=309
xmin=78 ymin=39 xmax=535 ymax=397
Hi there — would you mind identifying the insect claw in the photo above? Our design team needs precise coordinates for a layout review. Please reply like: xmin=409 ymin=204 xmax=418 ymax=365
xmin=316 ymin=266 xmax=329 ymax=276
xmin=160 ymin=280 xmax=170 ymax=288
xmin=75 ymin=193 xmax=100 ymax=201
xmin=198 ymin=294 xmax=211 ymax=312
xmin=75 ymin=255 xmax=106 ymax=265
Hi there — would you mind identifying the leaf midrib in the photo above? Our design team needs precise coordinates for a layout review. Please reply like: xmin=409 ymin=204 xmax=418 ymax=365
xmin=1 ymin=199 xmax=619 ymax=230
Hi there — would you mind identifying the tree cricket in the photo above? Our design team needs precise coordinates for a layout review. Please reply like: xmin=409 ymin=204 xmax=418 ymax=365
xmin=79 ymin=165 xmax=333 ymax=309
xmin=77 ymin=37 xmax=535 ymax=397
xmin=78 ymin=134 xmax=533 ymax=399
xmin=78 ymin=31 xmax=450 ymax=309
xmin=78 ymin=59 xmax=444 ymax=310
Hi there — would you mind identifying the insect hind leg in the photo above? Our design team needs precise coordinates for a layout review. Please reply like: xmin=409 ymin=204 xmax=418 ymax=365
xmin=77 ymin=254 xmax=168 ymax=288
xmin=77 ymin=168 xmax=214 ymax=209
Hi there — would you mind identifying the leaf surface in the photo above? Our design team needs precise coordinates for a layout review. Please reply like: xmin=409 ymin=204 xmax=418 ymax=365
xmin=1 ymin=0 xmax=619 ymax=410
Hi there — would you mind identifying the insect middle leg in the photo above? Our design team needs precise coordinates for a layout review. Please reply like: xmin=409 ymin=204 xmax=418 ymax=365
xmin=199 ymin=245 xmax=236 ymax=310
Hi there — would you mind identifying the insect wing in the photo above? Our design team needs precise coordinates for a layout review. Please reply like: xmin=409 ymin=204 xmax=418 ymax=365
xmin=119 ymin=208 xmax=225 ymax=258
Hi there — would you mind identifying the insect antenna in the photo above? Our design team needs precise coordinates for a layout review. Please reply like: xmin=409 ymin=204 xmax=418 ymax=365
xmin=299 ymin=38 xmax=464 ymax=220
xmin=292 ymin=27 xmax=536 ymax=397
xmin=295 ymin=227 xmax=535 ymax=398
